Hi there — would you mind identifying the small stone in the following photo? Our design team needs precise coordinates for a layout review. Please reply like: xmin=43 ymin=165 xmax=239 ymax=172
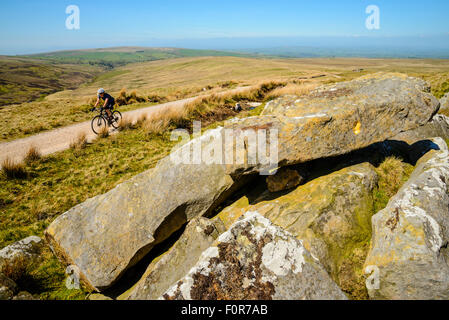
xmin=13 ymin=291 xmax=38 ymax=300
xmin=0 ymin=287 xmax=14 ymax=300
xmin=266 ymin=168 xmax=304 ymax=192
xmin=88 ymin=293 xmax=113 ymax=300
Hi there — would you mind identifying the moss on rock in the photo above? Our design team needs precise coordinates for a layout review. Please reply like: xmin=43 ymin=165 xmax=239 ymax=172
xmin=213 ymin=163 xmax=379 ymax=299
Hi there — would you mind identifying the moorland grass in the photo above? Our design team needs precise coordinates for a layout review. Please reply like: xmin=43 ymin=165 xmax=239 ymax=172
xmin=1 ymin=157 xmax=27 ymax=179
xmin=373 ymin=156 xmax=415 ymax=213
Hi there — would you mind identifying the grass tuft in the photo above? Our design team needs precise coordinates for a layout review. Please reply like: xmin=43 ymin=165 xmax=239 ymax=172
xmin=70 ymin=132 xmax=88 ymax=150
xmin=118 ymin=116 xmax=134 ymax=131
xmin=1 ymin=255 xmax=30 ymax=282
xmin=24 ymin=146 xmax=42 ymax=163
xmin=98 ymin=126 xmax=109 ymax=138
xmin=373 ymin=156 xmax=414 ymax=212
xmin=1 ymin=157 xmax=27 ymax=179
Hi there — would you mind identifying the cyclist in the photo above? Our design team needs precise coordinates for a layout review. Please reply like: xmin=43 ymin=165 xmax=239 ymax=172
xmin=92 ymin=88 xmax=115 ymax=121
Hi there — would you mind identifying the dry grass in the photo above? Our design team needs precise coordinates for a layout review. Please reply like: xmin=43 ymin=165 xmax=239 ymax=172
xmin=376 ymin=157 xmax=412 ymax=198
xmin=98 ymin=126 xmax=110 ymax=138
xmin=118 ymin=116 xmax=135 ymax=131
xmin=1 ymin=157 xmax=27 ymax=179
xmin=24 ymin=146 xmax=42 ymax=163
xmin=266 ymin=82 xmax=318 ymax=99
xmin=136 ymin=113 xmax=148 ymax=127
xmin=1 ymin=255 xmax=30 ymax=282
xmin=142 ymin=108 xmax=183 ymax=135
xmin=439 ymin=108 xmax=449 ymax=117
xmin=138 ymin=81 xmax=284 ymax=135
xmin=70 ymin=132 xmax=88 ymax=150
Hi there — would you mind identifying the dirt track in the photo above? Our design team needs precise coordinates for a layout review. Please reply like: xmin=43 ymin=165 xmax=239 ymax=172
xmin=0 ymin=87 xmax=252 ymax=166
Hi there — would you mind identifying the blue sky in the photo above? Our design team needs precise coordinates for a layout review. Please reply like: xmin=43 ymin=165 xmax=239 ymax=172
xmin=0 ymin=0 xmax=449 ymax=55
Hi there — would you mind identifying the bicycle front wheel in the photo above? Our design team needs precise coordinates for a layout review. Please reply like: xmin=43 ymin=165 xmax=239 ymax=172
xmin=91 ymin=115 xmax=107 ymax=135
xmin=110 ymin=111 xmax=123 ymax=129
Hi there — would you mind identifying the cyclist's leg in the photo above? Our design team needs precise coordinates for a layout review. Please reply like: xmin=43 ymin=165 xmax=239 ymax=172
xmin=105 ymin=104 xmax=113 ymax=118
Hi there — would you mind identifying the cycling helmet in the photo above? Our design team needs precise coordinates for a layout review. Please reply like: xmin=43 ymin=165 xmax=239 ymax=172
xmin=98 ymin=88 xmax=105 ymax=94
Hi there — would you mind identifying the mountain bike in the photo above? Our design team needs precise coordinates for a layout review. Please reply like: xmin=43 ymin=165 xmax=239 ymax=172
xmin=90 ymin=107 xmax=122 ymax=135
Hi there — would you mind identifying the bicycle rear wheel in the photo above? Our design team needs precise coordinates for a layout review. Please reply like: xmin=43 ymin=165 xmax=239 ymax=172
xmin=91 ymin=115 xmax=107 ymax=135
xmin=110 ymin=111 xmax=122 ymax=129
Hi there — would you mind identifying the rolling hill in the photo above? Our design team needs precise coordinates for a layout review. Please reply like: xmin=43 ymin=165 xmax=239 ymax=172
xmin=22 ymin=47 xmax=254 ymax=68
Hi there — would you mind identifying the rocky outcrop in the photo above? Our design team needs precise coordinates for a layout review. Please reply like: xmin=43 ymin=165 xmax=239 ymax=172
xmin=213 ymin=163 xmax=377 ymax=299
xmin=262 ymin=73 xmax=436 ymax=117
xmin=122 ymin=218 xmax=225 ymax=300
xmin=227 ymin=74 xmax=437 ymax=173
xmin=365 ymin=137 xmax=449 ymax=300
xmin=0 ymin=236 xmax=44 ymax=274
xmin=161 ymin=211 xmax=348 ymax=300
xmin=45 ymin=73 xmax=438 ymax=292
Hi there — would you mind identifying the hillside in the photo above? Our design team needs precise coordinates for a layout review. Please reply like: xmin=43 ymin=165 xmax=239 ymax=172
xmin=0 ymin=47 xmax=254 ymax=107
xmin=0 ymin=56 xmax=101 ymax=106
xmin=23 ymin=47 xmax=253 ymax=68
xmin=2 ymin=56 xmax=449 ymax=142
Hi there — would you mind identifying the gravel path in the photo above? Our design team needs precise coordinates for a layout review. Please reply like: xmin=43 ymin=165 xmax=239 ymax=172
xmin=0 ymin=86 xmax=252 ymax=166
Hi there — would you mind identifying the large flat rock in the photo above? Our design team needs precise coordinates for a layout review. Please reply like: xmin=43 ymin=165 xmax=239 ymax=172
xmin=45 ymin=73 xmax=439 ymax=291
xmin=45 ymin=159 xmax=241 ymax=291
xmin=161 ymin=211 xmax=348 ymax=300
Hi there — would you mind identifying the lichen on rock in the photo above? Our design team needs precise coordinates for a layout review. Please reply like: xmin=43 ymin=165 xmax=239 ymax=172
xmin=161 ymin=211 xmax=347 ymax=300
xmin=365 ymin=137 xmax=449 ymax=300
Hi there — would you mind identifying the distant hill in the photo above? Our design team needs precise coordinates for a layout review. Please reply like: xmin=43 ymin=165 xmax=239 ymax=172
xmin=0 ymin=56 xmax=101 ymax=106
xmin=22 ymin=47 xmax=255 ymax=68
xmin=0 ymin=47 xmax=254 ymax=106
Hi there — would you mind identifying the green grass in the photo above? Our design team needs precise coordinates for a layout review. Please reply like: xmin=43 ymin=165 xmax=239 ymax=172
xmin=434 ymin=80 xmax=449 ymax=99
xmin=0 ymin=130 xmax=176 ymax=249
xmin=373 ymin=157 xmax=415 ymax=213
xmin=14 ymin=246 xmax=88 ymax=300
